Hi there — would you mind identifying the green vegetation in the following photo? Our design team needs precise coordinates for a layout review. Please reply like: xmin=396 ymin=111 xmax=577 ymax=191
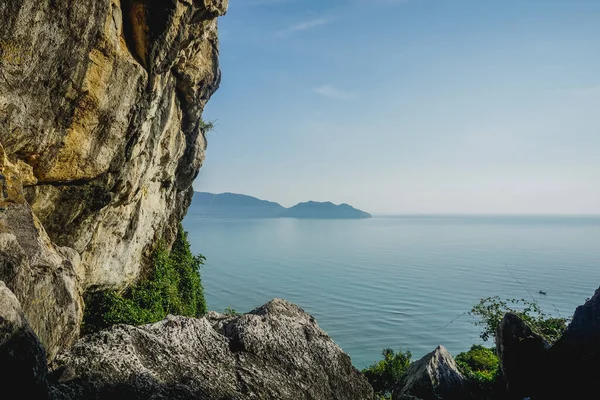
xmin=224 ymin=306 xmax=241 ymax=316
xmin=199 ymin=118 xmax=216 ymax=133
xmin=456 ymin=345 xmax=499 ymax=383
xmin=82 ymin=224 xmax=207 ymax=334
xmin=362 ymin=348 xmax=412 ymax=400
xmin=469 ymin=296 xmax=569 ymax=343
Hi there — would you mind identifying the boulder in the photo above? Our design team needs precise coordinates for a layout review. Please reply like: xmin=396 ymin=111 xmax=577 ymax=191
xmin=495 ymin=313 xmax=549 ymax=399
xmin=0 ymin=280 xmax=49 ymax=399
xmin=540 ymin=288 xmax=600 ymax=400
xmin=393 ymin=345 xmax=469 ymax=400
xmin=51 ymin=299 xmax=373 ymax=400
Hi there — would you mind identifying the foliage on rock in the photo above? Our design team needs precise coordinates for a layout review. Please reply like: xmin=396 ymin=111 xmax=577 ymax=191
xmin=362 ymin=348 xmax=412 ymax=399
xmin=469 ymin=297 xmax=569 ymax=343
xmin=82 ymin=224 xmax=206 ymax=333
xmin=224 ymin=306 xmax=241 ymax=316
xmin=455 ymin=345 xmax=499 ymax=383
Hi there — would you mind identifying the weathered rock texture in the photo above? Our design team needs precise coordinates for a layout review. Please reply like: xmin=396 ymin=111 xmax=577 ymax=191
xmin=0 ymin=0 xmax=227 ymax=359
xmin=393 ymin=345 xmax=470 ymax=400
xmin=51 ymin=299 xmax=373 ymax=400
xmin=495 ymin=313 xmax=549 ymax=399
xmin=0 ymin=280 xmax=50 ymax=399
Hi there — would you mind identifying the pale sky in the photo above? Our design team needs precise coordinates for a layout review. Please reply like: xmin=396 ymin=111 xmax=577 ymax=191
xmin=193 ymin=0 xmax=600 ymax=215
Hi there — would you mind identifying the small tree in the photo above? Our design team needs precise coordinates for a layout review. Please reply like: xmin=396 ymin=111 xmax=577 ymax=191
xmin=362 ymin=348 xmax=412 ymax=399
xmin=224 ymin=306 xmax=241 ymax=316
xmin=469 ymin=297 xmax=569 ymax=343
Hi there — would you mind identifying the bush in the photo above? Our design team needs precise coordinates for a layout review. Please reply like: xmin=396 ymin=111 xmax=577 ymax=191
xmin=199 ymin=118 xmax=216 ymax=133
xmin=82 ymin=224 xmax=207 ymax=334
xmin=224 ymin=306 xmax=241 ymax=316
xmin=469 ymin=297 xmax=569 ymax=344
xmin=456 ymin=345 xmax=499 ymax=383
xmin=362 ymin=348 xmax=412 ymax=399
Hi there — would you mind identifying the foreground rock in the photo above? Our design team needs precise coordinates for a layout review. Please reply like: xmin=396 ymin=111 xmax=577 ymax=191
xmin=393 ymin=345 xmax=469 ymax=400
xmin=0 ymin=281 xmax=49 ymax=399
xmin=496 ymin=313 xmax=549 ymax=399
xmin=51 ymin=299 xmax=373 ymax=400
xmin=0 ymin=201 xmax=83 ymax=361
xmin=1 ymin=0 xmax=227 ymax=359
xmin=539 ymin=288 xmax=600 ymax=400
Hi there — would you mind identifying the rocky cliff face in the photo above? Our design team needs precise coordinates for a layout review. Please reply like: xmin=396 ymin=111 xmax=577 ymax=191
xmin=0 ymin=0 xmax=227 ymax=359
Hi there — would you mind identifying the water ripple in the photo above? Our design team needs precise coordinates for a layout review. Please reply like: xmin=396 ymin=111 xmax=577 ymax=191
xmin=185 ymin=215 xmax=600 ymax=368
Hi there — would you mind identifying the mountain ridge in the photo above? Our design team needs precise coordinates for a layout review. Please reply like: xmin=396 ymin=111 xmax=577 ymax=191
xmin=190 ymin=192 xmax=371 ymax=219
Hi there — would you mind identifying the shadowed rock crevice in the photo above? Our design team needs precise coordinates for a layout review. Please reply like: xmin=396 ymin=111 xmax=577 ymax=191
xmin=121 ymin=0 xmax=179 ymax=70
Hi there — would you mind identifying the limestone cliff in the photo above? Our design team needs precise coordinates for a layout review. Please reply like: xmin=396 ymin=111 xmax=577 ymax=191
xmin=0 ymin=0 xmax=227 ymax=359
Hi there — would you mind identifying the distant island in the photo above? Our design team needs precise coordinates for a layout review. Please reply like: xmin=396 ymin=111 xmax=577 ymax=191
xmin=190 ymin=192 xmax=371 ymax=219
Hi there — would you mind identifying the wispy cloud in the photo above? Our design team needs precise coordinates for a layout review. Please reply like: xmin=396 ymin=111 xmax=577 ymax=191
xmin=314 ymin=84 xmax=357 ymax=100
xmin=275 ymin=17 xmax=334 ymax=37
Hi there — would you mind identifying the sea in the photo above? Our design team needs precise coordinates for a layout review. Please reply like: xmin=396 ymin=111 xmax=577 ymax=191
xmin=182 ymin=215 xmax=600 ymax=369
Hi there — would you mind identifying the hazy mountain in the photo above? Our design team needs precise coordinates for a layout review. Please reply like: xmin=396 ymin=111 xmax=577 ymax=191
xmin=189 ymin=193 xmax=371 ymax=219
xmin=190 ymin=192 xmax=285 ymax=218
xmin=281 ymin=201 xmax=371 ymax=219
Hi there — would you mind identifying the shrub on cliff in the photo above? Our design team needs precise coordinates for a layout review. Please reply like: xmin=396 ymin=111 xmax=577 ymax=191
xmin=82 ymin=224 xmax=207 ymax=333
xmin=455 ymin=345 xmax=509 ymax=399
xmin=456 ymin=345 xmax=499 ymax=383
xmin=469 ymin=296 xmax=569 ymax=343
xmin=362 ymin=348 xmax=412 ymax=399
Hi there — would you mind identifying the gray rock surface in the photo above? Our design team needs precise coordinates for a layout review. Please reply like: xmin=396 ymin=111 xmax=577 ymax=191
xmin=496 ymin=313 xmax=549 ymax=399
xmin=51 ymin=299 xmax=374 ymax=400
xmin=1 ymin=0 xmax=227 ymax=358
xmin=0 ymin=280 xmax=49 ymax=399
xmin=393 ymin=345 xmax=469 ymax=400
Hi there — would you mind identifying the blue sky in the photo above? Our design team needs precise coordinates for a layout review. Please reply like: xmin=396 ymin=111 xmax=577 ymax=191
xmin=194 ymin=0 xmax=600 ymax=214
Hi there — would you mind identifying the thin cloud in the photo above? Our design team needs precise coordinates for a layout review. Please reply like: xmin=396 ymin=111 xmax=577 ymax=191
xmin=569 ymin=84 xmax=600 ymax=98
xmin=275 ymin=17 xmax=333 ymax=37
xmin=314 ymin=84 xmax=357 ymax=100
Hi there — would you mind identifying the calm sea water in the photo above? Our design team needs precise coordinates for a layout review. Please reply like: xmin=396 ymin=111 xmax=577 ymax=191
xmin=182 ymin=215 xmax=600 ymax=369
